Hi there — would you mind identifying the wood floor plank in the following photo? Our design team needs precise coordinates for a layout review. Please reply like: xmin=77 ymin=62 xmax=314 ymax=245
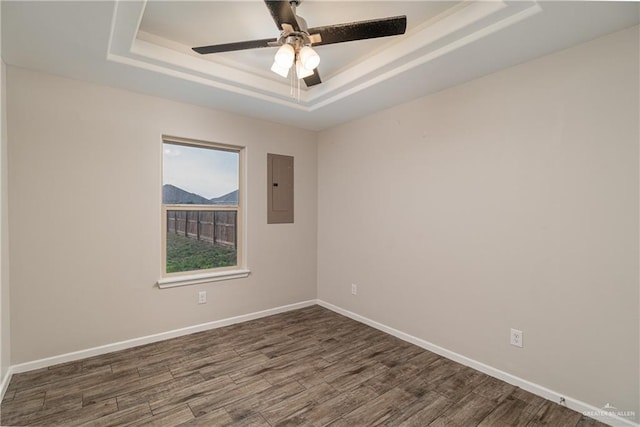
xmin=398 ymin=357 xmax=464 ymax=399
xmin=148 ymin=374 xmax=235 ymax=415
xmin=180 ymin=407 xmax=270 ymax=426
xmin=326 ymin=359 xmax=389 ymax=392
xmin=343 ymin=337 xmax=398 ymax=363
xmin=113 ymin=345 xmax=209 ymax=378
xmin=169 ymin=349 xmax=239 ymax=378
xmin=297 ymin=356 xmax=380 ymax=390
xmin=9 ymin=361 xmax=84 ymax=389
xmin=187 ymin=377 xmax=272 ymax=418
xmin=259 ymin=381 xmax=340 ymax=425
xmin=432 ymin=365 xmax=489 ymax=400
xmin=198 ymin=352 xmax=271 ymax=380
xmin=375 ymin=342 xmax=428 ymax=368
xmin=510 ymin=386 xmax=549 ymax=413
xmin=110 ymin=348 xmax=188 ymax=376
xmin=0 ymin=305 xmax=597 ymax=427
xmin=402 ymin=348 xmax=442 ymax=370
xmin=262 ymin=337 xmax=323 ymax=361
xmin=224 ymin=380 xmax=306 ymax=415
xmin=472 ymin=375 xmax=518 ymax=403
xmin=82 ymin=344 xmax=168 ymax=371
xmin=36 ymin=397 xmax=119 ymax=427
xmin=391 ymin=391 xmax=452 ymax=427
xmin=0 ymin=391 xmax=46 ymax=426
xmin=13 ymin=364 xmax=113 ymax=401
xmin=318 ymin=338 xmax=373 ymax=364
xmin=231 ymin=349 xmax=327 ymax=386
xmin=43 ymin=391 xmax=84 ymax=411
xmin=133 ymin=404 xmax=194 ymax=427
xmin=294 ymin=384 xmax=379 ymax=426
xmin=257 ymin=386 xmax=317 ymax=425
xmin=2 ymin=388 xmax=15 ymax=402
xmin=527 ymin=401 xmax=583 ymax=426
xmin=342 ymin=387 xmax=417 ymax=426
xmin=477 ymin=394 xmax=538 ymax=427
xmin=363 ymin=349 xmax=442 ymax=396
xmin=84 ymin=403 xmax=152 ymax=427
xmin=324 ymin=417 xmax=353 ymax=427
xmin=116 ymin=372 xmax=205 ymax=411
xmin=362 ymin=361 xmax=425 ymax=395
xmin=233 ymin=333 xmax=292 ymax=355
xmin=175 ymin=407 xmax=234 ymax=426
xmin=575 ymin=415 xmax=611 ymax=427
xmin=1 ymin=391 xmax=82 ymax=426
xmin=429 ymin=391 xmax=498 ymax=427
xmin=303 ymin=381 xmax=343 ymax=405
xmin=83 ymin=371 xmax=174 ymax=406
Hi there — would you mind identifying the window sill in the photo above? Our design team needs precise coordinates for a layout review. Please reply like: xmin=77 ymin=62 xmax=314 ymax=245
xmin=157 ymin=269 xmax=251 ymax=289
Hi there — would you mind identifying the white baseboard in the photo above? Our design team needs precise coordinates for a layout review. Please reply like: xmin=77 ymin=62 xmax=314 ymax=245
xmin=8 ymin=299 xmax=317 ymax=377
xmin=316 ymin=300 xmax=638 ymax=427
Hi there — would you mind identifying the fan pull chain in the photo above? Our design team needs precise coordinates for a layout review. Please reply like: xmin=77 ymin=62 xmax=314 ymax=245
xmin=290 ymin=65 xmax=295 ymax=98
xmin=289 ymin=55 xmax=301 ymax=102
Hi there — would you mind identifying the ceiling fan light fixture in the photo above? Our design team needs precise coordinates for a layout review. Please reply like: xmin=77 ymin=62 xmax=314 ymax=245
xmin=274 ymin=43 xmax=295 ymax=69
xmin=295 ymin=59 xmax=314 ymax=79
xmin=298 ymin=46 xmax=320 ymax=70
xmin=271 ymin=61 xmax=290 ymax=78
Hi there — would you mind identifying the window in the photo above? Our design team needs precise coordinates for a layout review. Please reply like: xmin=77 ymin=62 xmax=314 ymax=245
xmin=158 ymin=136 xmax=248 ymax=288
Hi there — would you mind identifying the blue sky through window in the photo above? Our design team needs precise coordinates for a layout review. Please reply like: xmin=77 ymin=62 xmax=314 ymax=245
xmin=163 ymin=142 xmax=238 ymax=199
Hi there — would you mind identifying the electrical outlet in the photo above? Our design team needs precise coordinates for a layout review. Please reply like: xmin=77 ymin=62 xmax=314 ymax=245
xmin=510 ymin=328 xmax=523 ymax=348
xmin=351 ymin=284 xmax=357 ymax=295
xmin=198 ymin=291 xmax=207 ymax=304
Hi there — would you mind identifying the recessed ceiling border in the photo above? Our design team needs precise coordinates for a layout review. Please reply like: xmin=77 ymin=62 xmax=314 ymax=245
xmin=106 ymin=0 xmax=542 ymax=112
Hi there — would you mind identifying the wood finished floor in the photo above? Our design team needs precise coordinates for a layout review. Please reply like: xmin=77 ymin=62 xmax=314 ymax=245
xmin=2 ymin=305 xmax=606 ymax=427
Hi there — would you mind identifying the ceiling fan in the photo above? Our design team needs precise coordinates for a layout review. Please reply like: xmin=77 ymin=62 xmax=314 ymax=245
xmin=192 ymin=0 xmax=407 ymax=88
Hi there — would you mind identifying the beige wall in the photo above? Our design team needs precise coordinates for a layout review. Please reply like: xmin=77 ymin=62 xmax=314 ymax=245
xmin=318 ymin=26 xmax=639 ymax=419
xmin=7 ymin=67 xmax=317 ymax=364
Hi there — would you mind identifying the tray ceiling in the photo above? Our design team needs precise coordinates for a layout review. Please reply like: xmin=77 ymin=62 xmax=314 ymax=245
xmin=2 ymin=1 xmax=639 ymax=130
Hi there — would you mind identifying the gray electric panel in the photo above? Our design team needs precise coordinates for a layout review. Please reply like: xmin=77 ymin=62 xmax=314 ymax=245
xmin=267 ymin=153 xmax=294 ymax=224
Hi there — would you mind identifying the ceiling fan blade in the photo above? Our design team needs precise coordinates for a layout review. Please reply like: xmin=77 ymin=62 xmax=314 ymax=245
xmin=308 ymin=15 xmax=407 ymax=47
xmin=193 ymin=38 xmax=277 ymax=54
xmin=303 ymin=68 xmax=322 ymax=87
xmin=264 ymin=1 xmax=301 ymax=32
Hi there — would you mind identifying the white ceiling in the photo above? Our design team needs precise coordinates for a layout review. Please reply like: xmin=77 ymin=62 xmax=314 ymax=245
xmin=2 ymin=1 xmax=638 ymax=130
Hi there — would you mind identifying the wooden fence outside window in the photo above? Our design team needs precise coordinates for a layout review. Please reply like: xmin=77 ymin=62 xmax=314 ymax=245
xmin=166 ymin=210 xmax=237 ymax=248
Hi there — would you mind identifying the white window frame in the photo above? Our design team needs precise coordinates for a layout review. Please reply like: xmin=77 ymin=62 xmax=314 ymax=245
xmin=157 ymin=136 xmax=249 ymax=288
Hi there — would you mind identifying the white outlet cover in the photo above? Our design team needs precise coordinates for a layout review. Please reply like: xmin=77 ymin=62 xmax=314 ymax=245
xmin=510 ymin=328 xmax=523 ymax=348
